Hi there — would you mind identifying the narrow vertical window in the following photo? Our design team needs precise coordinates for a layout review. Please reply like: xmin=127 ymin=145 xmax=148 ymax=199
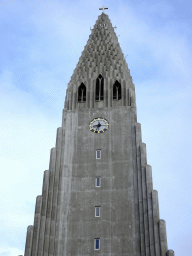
xmin=95 ymin=206 xmax=100 ymax=217
xmin=95 ymin=74 xmax=104 ymax=101
xmin=78 ymin=83 xmax=86 ymax=102
xmin=113 ymin=80 xmax=121 ymax=100
xmin=96 ymin=150 xmax=101 ymax=159
xmin=94 ymin=238 xmax=100 ymax=250
xmin=95 ymin=177 xmax=101 ymax=187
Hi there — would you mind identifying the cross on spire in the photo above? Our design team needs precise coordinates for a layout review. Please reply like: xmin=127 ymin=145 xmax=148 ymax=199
xmin=99 ymin=5 xmax=108 ymax=13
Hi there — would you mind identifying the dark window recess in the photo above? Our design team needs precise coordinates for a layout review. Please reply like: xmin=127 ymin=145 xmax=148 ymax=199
xmin=95 ymin=206 xmax=100 ymax=217
xmin=96 ymin=177 xmax=101 ymax=187
xmin=95 ymin=239 xmax=100 ymax=250
xmin=95 ymin=74 xmax=104 ymax=101
xmin=113 ymin=80 xmax=121 ymax=100
xmin=96 ymin=150 xmax=101 ymax=159
xmin=78 ymin=83 xmax=86 ymax=102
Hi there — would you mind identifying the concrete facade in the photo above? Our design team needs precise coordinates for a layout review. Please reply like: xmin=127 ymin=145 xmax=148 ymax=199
xmin=24 ymin=13 xmax=174 ymax=256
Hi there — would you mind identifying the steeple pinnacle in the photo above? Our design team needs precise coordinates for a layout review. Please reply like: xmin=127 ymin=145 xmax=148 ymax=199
xmin=65 ymin=13 xmax=135 ymax=111
xmin=99 ymin=5 xmax=108 ymax=13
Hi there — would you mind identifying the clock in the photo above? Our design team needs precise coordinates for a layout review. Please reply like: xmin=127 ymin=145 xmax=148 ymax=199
xmin=89 ymin=117 xmax=109 ymax=133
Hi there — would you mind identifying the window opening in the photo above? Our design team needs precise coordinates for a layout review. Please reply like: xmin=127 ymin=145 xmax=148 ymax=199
xmin=94 ymin=239 xmax=100 ymax=250
xmin=95 ymin=74 xmax=104 ymax=101
xmin=95 ymin=177 xmax=101 ymax=187
xmin=96 ymin=150 xmax=101 ymax=159
xmin=95 ymin=206 xmax=100 ymax=217
xmin=113 ymin=80 xmax=121 ymax=100
xmin=78 ymin=83 xmax=86 ymax=102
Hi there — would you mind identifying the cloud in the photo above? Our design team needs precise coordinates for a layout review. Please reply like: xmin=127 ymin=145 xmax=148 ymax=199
xmin=0 ymin=248 xmax=24 ymax=256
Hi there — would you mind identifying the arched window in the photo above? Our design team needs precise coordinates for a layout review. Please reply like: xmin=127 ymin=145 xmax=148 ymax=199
xmin=78 ymin=83 xmax=86 ymax=102
xmin=113 ymin=81 xmax=121 ymax=100
xmin=95 ymin=75 xmax=104 ymax=101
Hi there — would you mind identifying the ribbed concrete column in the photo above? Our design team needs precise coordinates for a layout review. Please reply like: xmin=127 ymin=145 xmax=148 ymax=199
xmin=54 ymin=127 xmax=65 ymax=256
xmin=24 ymin=225 xmax=33 ymax=256
xmin=136 ymin=145 xmax=145 ymax=256
xmin=43 ymin=148 xmax=56 ymax=256
xmin=152 ymin=190 xmax=161 ymax=256
xmin=159 ymin=219 xmax=168 ymax=256
xmin=31 ymin=196 xmax=42 ymax=256
xmin=37 ymin=170 xmax=49 ymax=256
xmin=48 ymin=127 xmax=63 ymax=256
xmin=141 ymin=143 xmax=147 ymax=167
xmin=146 ymin=165 xmax=155 ymax=256
xmin=68 ymin=92 xmax=72 ymax=110
xmin=141 ymin=166 xmax=150 ymax=256
xmin=90 ymin=79 xmax=94 ymax=109
xmin=104 ymin=78 xmax=108 ymax=108
xmin=108 ymin=86 xmax=112 ymax=108
xmin=122 ymin=81 xmax=126 ymax=106
xmin=86 ymin=79 xmax=90 ymax=109
xmin=136 ymin=123 xmax=142 ymax=148
xmin=62 ymin=109 xmax=65 ymax=128
xmin=72 ymin=92 xmax=76 ymax=110
xmin=166 ymin=250 xmax=175 ymax=256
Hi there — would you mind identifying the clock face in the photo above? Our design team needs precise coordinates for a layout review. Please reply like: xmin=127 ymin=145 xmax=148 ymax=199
xmin=89 ymin=117 xmax=109 ymax=133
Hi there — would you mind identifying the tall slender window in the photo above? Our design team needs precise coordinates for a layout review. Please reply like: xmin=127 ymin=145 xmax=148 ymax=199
xmin=78 ymin=83 xmax=86 ymax=102
xmin=94 ymin=239 xmax=100 ymax=250
xmin=95 ymin=74 xmax=104 ymax=101
xmin=96 ymin=150 xmax=101 ymax=159
xmin=95 ymin=177 xmax=101 ymax=187
xmin=113 ymin=80 xmax=121 ymax=100
xmin=95 ymin=206 xmax=100 ymax=217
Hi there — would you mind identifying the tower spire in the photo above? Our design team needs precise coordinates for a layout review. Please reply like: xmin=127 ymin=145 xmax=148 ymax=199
xmin=66 ymin=12 xmax=134 ymax=111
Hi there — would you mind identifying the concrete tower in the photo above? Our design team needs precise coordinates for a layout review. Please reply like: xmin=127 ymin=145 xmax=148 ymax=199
xmin=24 ymin=11 xmax=174 ymax=256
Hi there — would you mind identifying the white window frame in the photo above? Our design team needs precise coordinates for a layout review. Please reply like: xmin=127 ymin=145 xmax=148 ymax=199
xmin=96 ymin=149 xmax=101 ymax=159
xmin=94 ymin=238 xmax=100 ymax=250
xmin=95 ymin=206 xmax=100 ymax=217
xmin=95 ymin=177 xmax=101 ymax=187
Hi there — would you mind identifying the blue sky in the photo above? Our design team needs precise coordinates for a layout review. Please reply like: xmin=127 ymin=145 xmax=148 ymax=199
xmin=0 ymin=0 xmax=192 ymax=255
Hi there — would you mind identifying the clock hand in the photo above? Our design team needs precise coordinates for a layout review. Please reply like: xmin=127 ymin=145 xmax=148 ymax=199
xmin=98 ymin=122 xmax=101 ymax=128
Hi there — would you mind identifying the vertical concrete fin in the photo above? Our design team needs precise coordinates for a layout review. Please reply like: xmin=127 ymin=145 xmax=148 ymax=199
xmin=152 ymin=190 xmax=161 ymax=256
xmin=64 ymin=89 xmax=68 ymax=110
xmin=43 ymin=148 xmax=56 ymax=256
xmin=54 ymin=127 xmax=66 ymax=256
xmin=141 ymin=143 xmax=147 ymax=167
xmin=72 ymin=92 xmax=76 ymax=110
xmin=90 ymin=79 xmax=94 ymax=109
xmin=141 ymin=167 xmax=150 ymax=255
xmin=122 ymin=81 xmax=126 ymax=106
xmin=166 ymin=250 xmax=175 ymax=256
xmin=127 ymin=88 xmax=130 ymax=106
xmin=146 ymin=165 xmax=155 ymax=256
xmin=31 ymin=196 xmax=42 ymax=256
xmin=49 ymin=148 xmax=56 ymax=172
xmin=159 ymin=219 xmax=168 ymax=256
xmin=136 ymin=146 xmax=145 ymax=256
xmin=48 ymin=127 xmax=63 ymax=256
xmin=136 ymin=123 xmax=142 ymax=147
xmin=37 ymin=170 xmax=50 ymax=256
xmin=146 ymin=165 xmax=153 ymax=193
xmin=24 ymin=225 xmax=33 ymax=256
xmin=68 ymin=92 xmax=72 ymax=110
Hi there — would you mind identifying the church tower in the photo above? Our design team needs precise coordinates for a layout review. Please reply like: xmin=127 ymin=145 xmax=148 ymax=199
xmin=24 ymin=10 xmax=175 ymax=256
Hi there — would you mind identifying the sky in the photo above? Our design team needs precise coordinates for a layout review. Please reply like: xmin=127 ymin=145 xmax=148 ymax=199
xmin=0 ymin=0 xmax=192 ymax=255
